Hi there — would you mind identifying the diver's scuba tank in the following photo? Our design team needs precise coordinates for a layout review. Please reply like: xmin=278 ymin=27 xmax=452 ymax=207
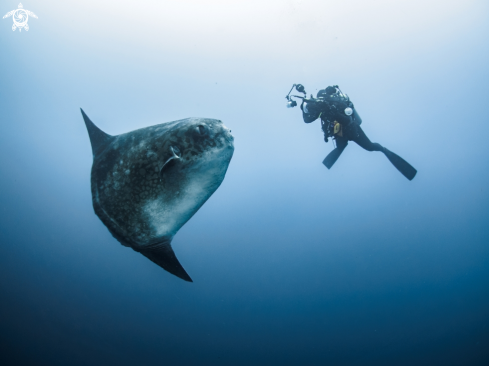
xmin=335 ymin=85 xmax=362 ymax=125
xmin=350 ymin=107 xmax=362 ymax=125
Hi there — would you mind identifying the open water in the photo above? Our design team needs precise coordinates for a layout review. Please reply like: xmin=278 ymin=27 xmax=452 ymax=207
xmin=1 ymin=1 xmax=488 ymax=365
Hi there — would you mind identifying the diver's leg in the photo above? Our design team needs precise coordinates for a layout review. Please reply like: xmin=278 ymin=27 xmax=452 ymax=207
xmin=350 ymin=125 xmax=384 ymax=152
xmin=323 ymin=136 xmax=348 ymax=169
xmin=352 ymin=126 xmax=417 ymax=180
xmin=382 ymin=148 xmax=417 ymax=180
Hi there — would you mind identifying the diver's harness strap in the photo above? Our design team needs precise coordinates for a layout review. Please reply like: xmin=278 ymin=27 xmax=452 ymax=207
xmin=316 ymin=96 xmax=357 ymax=142
xmin=292 ymin=86 xmax=358 ymax=142
xmin=322 ymin=117 xmax=358 ymax=142
xmin=321 ymin=118 xmax=343 ymax=142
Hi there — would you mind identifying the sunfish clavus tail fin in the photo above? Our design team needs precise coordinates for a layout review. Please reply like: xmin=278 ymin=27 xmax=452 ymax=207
xmin=80 ymin=108 xmax=115 ymax=157
xmin=137 ymin=242 xmax=193 ymax=282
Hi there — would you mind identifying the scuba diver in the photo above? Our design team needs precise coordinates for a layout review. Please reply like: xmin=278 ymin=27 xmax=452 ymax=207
xmin=285 ymin=84 xmax=417 ymax=180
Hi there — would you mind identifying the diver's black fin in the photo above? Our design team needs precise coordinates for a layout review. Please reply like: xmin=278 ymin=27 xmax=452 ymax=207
xmin=323 ymin=147 xmax=345 ymax=169
xmin=80 ymin=108 xmax=114 ymax=157
xmin=137 ymin=242 xmax=193 ymax=282
xmin=383 ymin=148 xmax=417 ymax=181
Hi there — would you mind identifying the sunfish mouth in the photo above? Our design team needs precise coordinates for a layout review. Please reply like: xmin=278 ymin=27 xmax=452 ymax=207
xmin=222 ymin=126 xmax=234 ymax=144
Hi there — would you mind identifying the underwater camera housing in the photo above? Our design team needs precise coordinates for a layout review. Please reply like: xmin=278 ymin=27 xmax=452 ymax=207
xmin=285 ymin=84 xmax=306 ymax=108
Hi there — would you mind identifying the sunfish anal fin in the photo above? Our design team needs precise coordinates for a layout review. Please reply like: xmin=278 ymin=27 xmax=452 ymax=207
xmin=136 ymin=242 xmax=193 ymax=282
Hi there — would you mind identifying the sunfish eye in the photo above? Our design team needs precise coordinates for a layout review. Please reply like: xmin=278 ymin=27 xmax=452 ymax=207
xmin=196 ymin=125 xmax=207 ymax=135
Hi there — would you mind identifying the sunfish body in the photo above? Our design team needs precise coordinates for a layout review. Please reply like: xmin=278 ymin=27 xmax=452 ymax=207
xmin=81 ymin=109 xmax=234 ymax=282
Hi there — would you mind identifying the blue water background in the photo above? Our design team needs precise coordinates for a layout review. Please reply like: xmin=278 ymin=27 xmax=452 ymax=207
xmin=1 ymin=1 xmax=488 ymax=364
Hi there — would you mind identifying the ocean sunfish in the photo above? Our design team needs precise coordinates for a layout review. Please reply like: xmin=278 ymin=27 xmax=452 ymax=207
xmin=81 ymin=109 xmax=234 ymax=282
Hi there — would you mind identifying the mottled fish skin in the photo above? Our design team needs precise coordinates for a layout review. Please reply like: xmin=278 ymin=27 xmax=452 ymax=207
xmin=82 ymin=111 xmax=234 ymax=281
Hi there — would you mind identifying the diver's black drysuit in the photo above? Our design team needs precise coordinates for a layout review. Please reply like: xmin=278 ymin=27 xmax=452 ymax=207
xmin=301 ymin=90 xmax=417 ymax=180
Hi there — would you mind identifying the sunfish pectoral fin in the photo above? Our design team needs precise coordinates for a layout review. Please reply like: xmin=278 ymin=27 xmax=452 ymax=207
xmin=159 ymin=146 xmax=182 ymax=181
xmin=136 ymin=241 xmax=193 ymax=282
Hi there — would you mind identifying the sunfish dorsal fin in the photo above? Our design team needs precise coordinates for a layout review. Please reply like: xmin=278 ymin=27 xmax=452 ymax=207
xmin=80 ymin=108 xmax=114 ymax=157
